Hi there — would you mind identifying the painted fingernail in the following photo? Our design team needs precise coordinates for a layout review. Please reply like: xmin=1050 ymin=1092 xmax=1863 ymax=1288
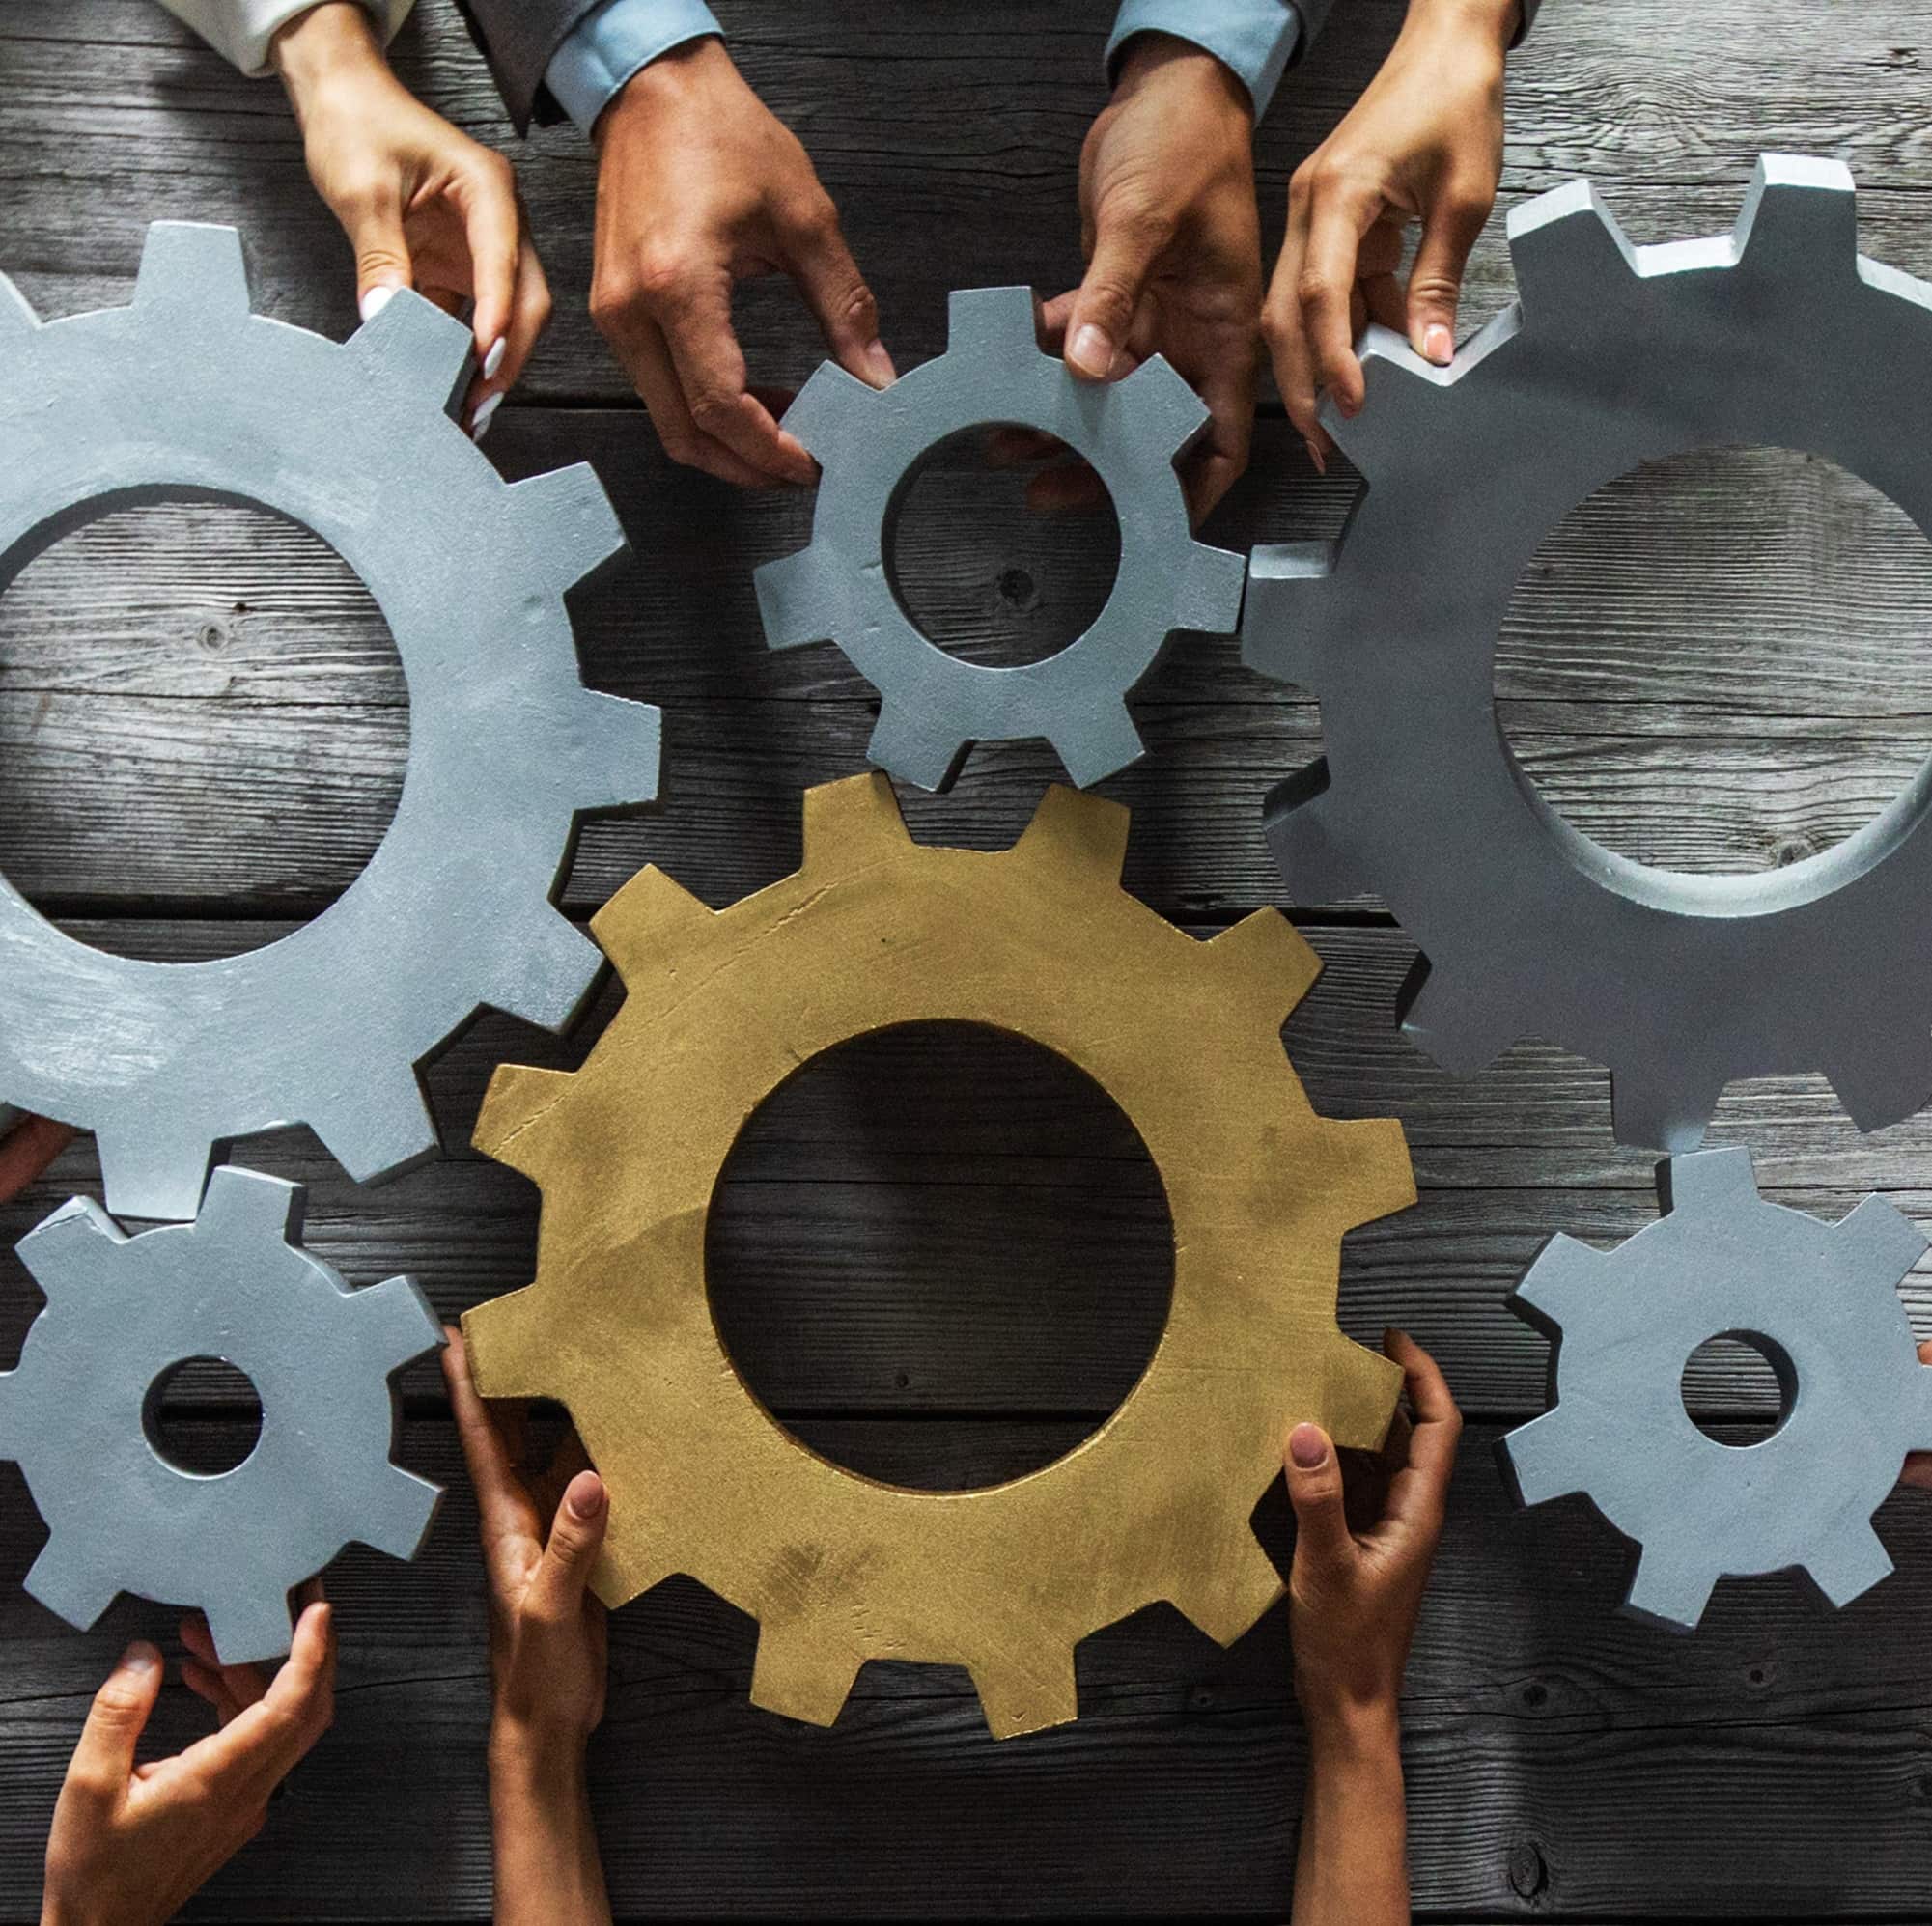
xmin=863 ymin=339 xmax=895 ymax=386
xmin=358 ymin=285 xmax=398 ymax=322
xmin=1289 ymin=1423 xmax=1328 ymax=1469
xmin=567 ymin=1470 xmax=605 ymax=1520
xmin=470 ymin=391 xmax=504 ymax=440
xmin=1423 ymin=322 xmax=1454 ymax=365
xmin=123 ymin=1640 xmax=161 ymax=1677
xmin=1068 ymin=323 xmax=1112 ymax=377
xmin=480 ymin=335 xmax=506 ymax=381
xmin=1303 ymin=437 xmax=1328 ymax=477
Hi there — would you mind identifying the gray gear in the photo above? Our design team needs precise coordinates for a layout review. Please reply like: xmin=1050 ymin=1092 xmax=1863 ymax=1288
xmin=1500 ymin=1147 xmax=1932 ymax=1630
xmin=0 ymin=1165 xmax=443 ymax=1662
xmin=0 ymin=223 xmax=661 ymax=1220
xmin=755 ymin=286 xmax=1245 ymax=791
xmin=1242 ymin=155 xmax=1932 ymax=1150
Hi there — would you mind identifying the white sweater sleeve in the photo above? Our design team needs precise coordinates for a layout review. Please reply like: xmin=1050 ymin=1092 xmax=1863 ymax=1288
xmin=154 ymin=0 xmax=417 ymax=77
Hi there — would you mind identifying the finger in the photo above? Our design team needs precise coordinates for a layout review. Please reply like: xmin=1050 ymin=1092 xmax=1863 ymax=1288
xmin=1407 ymin=176 xmax=1494 ymax=366
xmin=338 ymin=179 xmax=414 ymax=321
xmin=1037 ymin=289 xmax=1075 ymax=354
xmin=1301 ymin=179 xmax=1385 ymax=418
xmin=1263 ymin=196 xmax=1324 ymax=464
xmin=1380 ymin=1329 xmax=1463 ymax=1529
xmin=1065 ymin=203 xmax=1170 ymax=379
xmin=1918 ymin=1339 xmax=1932 ymax=1367
xmin=1283 ymin=1423 xmax=1355 ymax=1576
xmin=454 ymin=154 xmax=519 ymax=366
xmin=1024 ymin=461 xmax=1110 ymax=515
xmin=470 ymin=235 xmax=552 ymax=434
xmin=184 ymin=1602 xmax=335 ymax=1799
xmin=784 ymin=203 xmax=894 ymax=389
xmin=179 ymin=1613 xmax=268 ymax=1713
xmin=524 ymin=1471 xmax=609 ymax=1623
xmin=1361 ymin=270 xmax=1407 ymax=335
xmin=66 ymin=1642 xmax=163 ymax=1803
xmin=180 ymin=1659 xmax=242 ymax=1725
xmin=0 ymin=1113 xmax=72 ymax=1204
xmin=1902 ymin=1450 xmax=1932 ymax=1492
xmin=441 ymin=1327 xmax=544 ymax=1558
xmin=1182 ymin=340 xmax=1257 ymax=523
xmin=609 ymin=307 xmax=788 ymax=489
xmin=658 ymin=278 xmax=816 ymax=486
xmin=986 ymin=426 xmax=1066 ymax=468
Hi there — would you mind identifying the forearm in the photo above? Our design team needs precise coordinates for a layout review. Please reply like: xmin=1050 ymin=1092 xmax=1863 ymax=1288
xmin=1291 ymin=1703 xmax=1409 ymax=1926
xmin=488 ymin=1727 xmax=611 ymax=1926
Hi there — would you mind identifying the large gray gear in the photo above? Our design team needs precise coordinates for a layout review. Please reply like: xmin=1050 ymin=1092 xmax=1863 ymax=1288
xmin=1500 ymin=1147 xmax=1932 ymax=1630
xmin=0 ymin=1164 xmax=444 ymax=1662
xmin=0 ymin=222 xmax=661 ymax=1220
xmin=755 ymin=286 xmax=1245 ymax=791
xmin=1242 ymin=155 xmax=1932 ymax=1150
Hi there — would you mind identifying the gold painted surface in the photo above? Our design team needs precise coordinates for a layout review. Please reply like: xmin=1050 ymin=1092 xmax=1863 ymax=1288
xmin=462 ymin=774 xmax=1414 ymax=1739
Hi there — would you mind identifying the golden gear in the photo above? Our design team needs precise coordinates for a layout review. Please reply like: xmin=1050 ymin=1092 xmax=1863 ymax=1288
xmin=462 ymin=774 xmax=1415 ymax=1739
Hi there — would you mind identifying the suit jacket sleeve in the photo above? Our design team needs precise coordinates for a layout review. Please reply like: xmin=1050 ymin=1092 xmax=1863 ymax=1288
xmin=453 ymin=0 xmax=608 ymax=131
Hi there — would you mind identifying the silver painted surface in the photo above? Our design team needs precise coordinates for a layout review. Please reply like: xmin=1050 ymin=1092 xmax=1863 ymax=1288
xmin=1500 ymin=1146 xmax=1932 ymax=1629
xmin=757 ymin=286 xmax=1245 ymax=791
xmin=1243 ymin=156 xmax=1932 ymax=1149
xmin=0 ymin=1165 xmax=444 ymax=1662
xmin=0 ymin=223 xmax=661 ymax=1219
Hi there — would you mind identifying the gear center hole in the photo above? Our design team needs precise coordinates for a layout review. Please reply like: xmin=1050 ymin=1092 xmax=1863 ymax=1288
xmin=1680 ymin=1330 xmax=1795 ymax=1447
xmin=143 ymin=1355 xmax=265 ymax=1476
xmin=885 ymin=427 xmax=1121 ymax=667
xmin=0 ymin=496 xmax=407 ymax=961
xmin=706 ymin=1022 xmax=1174 ymax=1489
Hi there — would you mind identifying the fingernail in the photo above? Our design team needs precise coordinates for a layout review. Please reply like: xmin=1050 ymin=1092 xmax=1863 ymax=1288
xmin=1068 ymin=323 xmax=1112 ymax=377
xmin=862 ymin=339 xmax=895 ymax=387
xmin=1303 ymin=437 xmax=1327 ymax=477
xmin=1423 ymin=322 xmax=1454 ymax=366
xmin=358 ymin=285 xmax=398 ymax=322
xmin=1289 ymin=1423 xmax=1328 ymax=1469
xmin=480 ymin=335 xmax=506 ymax=381
xmin=470 ymin=391 xmax=503 ymax=440
xmin=123 ymin=1640 xmax=161 ymax=1677
xmin=567 ymin=1470 xmax=605 ymax=1520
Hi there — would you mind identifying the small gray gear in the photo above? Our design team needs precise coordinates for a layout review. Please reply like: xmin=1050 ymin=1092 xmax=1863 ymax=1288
xmin=0 ymin=222 xmax=661 ymax=1220
xmin=1242 ymin=155 xmax=1932 ymax=1150
xmin=755 ymin=285 xmax=1245 ymax=791
xmin=1500 ymin=1146 xmax=1932 ymax=1630
xmin=0 ymin=1164 xmax=444 ymax=1662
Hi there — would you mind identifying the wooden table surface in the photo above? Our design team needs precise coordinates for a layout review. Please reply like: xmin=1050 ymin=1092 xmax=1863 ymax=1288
xmin=7 ymin=0 xmax=1932 ymax=1916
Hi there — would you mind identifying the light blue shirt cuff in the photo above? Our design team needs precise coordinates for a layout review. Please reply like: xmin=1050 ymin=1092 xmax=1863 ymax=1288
xmin=1106 ymin=1 xmax=1304 ymax=120
xmin=544 ymin=0 xmax=724 ymax=137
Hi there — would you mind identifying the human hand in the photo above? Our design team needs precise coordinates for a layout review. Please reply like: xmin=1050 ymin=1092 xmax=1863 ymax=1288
xmin=40 ymin=1602 xmax=335 ymax=1926
xmin=1283 ymin=1330 xmax=1460 ymax=1738
xmin=1263 ymin=0 xmax=1519 ymax=468
xmin=272 ymin=1 xmax=549 ymax=434
xmin=588 ymin=35 xmax=893 ymax=488
xmin=1020 ymin=35 xmax=1260 ymax=521
xmin=0 ymin=1112 xmax=72 ymax=1206
xmin=1898 ymin=1339 xmax=1932 ymax=1487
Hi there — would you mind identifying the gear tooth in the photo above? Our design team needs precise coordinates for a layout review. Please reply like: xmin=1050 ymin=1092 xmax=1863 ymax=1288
xmin=1734 ymin=154 xmax=1860 ymax=266
xmin=132 ymin=221 xmax=251 ymax=317
xmin=1397 ymin=955 xmax=1516 ymax=1077
xmin=967 ymin=1646 xmax=1080 ymax=1740
xmin=564 ymin=688 xmax=661 ymax=813
xmin=97 ymin=1125 xmax=213 ymax=1224
xmin=1507 ymin=178 xmax=1639 ymax=320
xmin=350 ymin=1274 xmax=444 ymax=1376
xmin=800 ymin=771 xmax=915 ymax=872
xmin=16 ymin=1197 xmax=125 ymax=1298
xmin=779 ymin=359 xmax=881 ymax=458
xmin=460 ymin=1289 xmax=553 ymax=1399
xmin=1014 ymin=785 xmax=1131 ymax=879
xmin=1114 ymin=352 xmax=1211 ymax=453
xmin=1176 ymin=539 xmax=1246 ymax=636
xmin=508 ymin=465 xmax=629 ymax=594
xmin=1804 ymin=1521 xmax=1895 ymax=1608
xmin=1827 ymin=1038 xmax=1932 ymax=1134
xmin=591 ymin=866 xmax=714 ymax=980
xmin=1241 ymin=541 xmax=1338 ymax=689
xmin=194 ymin=1166 xmax=302 ymax=1243
xmin=1623 ymin=1549 xmax=1717 ymax=1633
xmin=754 ymin=544 xmax=839 ymax=653
xmin=24 ymin=1541 xmax=118 ymax=1632
xmin=1657 ymin=1147 xmax=1758 ymax=1215
xmin=946 ymin=284 xmax=1043 ymax=358
xmin=205 ymin=1590 xmax=298 ymax=1668
xmin=1262 ymin=758 xmax=1372 ymax=905
xmin=472 ymin=1064 xmax=577 ymax=1173
xmin=349 ymin=287 xmax=473 ymax=414
xmin=354 ymin=1465 xmax=444 ymax=1562
xmin=867 ymin=704 xmax=971 ymax=793
xmin=1322 ymin=329 xmax=1445 ymax=465
xmin=1165 ymin=1532 xmax=1284 ymax=1646
xmin=748 ymin=1616 xmax=865 ymax=1729
xmin=1497 ymin=1411 xmax=1586 ymax=1509
xmin=310 ymin=1069 xmax=439 ymax=1188
xmin=1610 ymin=1069 xmax=1721 ymax=1154
xmin=0 ymin=272 xmax=41 ymax=333
xmin=1324 ymin=1117 xmax=1418 ymax=1229
xmin=1207 ymin=910 xmax=1322 ymax=1018
xmin=1510 ymin=1232 xmax=1605 ymax=1328
xmin=1834 ymin=1194 xmax=1928 ymax=1288
xmin=484 ymin=910 xmax=605 ymax=1032
xmin=1051 ymin=695 xmax=1146 ymax=789
xmin=1321 ymin=1337 xmax=1407 ymax=1453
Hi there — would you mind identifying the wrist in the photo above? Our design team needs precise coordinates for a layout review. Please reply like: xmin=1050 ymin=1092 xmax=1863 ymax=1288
xmin=594 ymin=32 xmax=734 ymax=147
xmin=1298 ymin=1689 xmax=1403 ymax=1761
xmin=1113 ymin=33 xmax=1253 ymax=122
xmin=1402 ymin=0 xmax=1521 ymax=50
xmin=490 ymin=1717 xmax=591 ymax=1797
xmin=271 ymin=2 xmax=385 ymax=89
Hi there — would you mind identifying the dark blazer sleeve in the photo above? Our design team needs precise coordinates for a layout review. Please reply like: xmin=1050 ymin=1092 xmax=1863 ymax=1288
xmin=453 ymin=0 xmax=605 ymax=132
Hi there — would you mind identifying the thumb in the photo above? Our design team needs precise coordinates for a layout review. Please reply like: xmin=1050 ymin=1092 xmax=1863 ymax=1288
xmin=340 ymin=184 xmax=414 ymax=322
xmin=526 ymin=1470 xmax=608 ymax=1620
xmin=1284 ymin=1423 xmax=1354 ymax=1576
xmin=1405 ymin=179 xmax=1491 ymax=367
xmin=68 ymin=1642 xmax=163 ymax=1800
xmin=1065 ymin=204 xmax=1166 ymax=379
